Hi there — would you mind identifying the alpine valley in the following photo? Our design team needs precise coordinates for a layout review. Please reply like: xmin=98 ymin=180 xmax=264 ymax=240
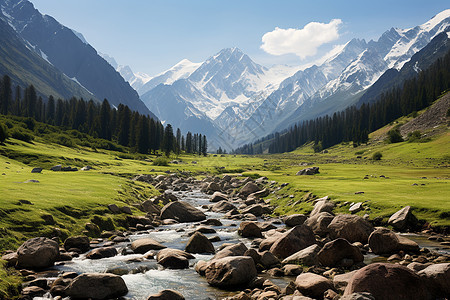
xmin=109 ymin=9 xmax=450 ymax=151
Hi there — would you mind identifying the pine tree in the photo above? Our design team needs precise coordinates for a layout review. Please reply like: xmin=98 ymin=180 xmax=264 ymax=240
xmin=202 ymin=135 xmax=207 ymax=156
xmin=163 ymin=124 xmax=174 ymax=157
xmin=0 ymin=75 xmax=12 ymax=115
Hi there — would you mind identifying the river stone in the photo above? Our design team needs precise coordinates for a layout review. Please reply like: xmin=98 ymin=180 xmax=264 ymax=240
xmin=211 ymin=200 xmax=236 ymax=213
xmin=368 ymin=227 xmax=419 ymax=254
xmin=388 ymin=206 xmax=418 ymax=231
xmin=305 ymin=212 xmax=334 ymax=236
xmin=333 ymin=270 xmax=358 ymax=292
xmin=141 ymin=200 xmax=161 ymax=214
xmin=327 ymin=214 xmax=374 ymax=243
xmin=205 ymin=256 xmax=257 ymax=288
xmin=210 ymin=191 xmax=228 ymax=202
xmin=64 ymin=236 xmax=90 ymax=253
xmin=108 ymin=204 xmax=121 ymax=214
xmin=2 ymin=252 xmax=18 ymax=267
xmin=147 ymin=289 xmax=185 ymax=300
xmin=17 ymin=237 xmax=59 ymax=269
xmin=207 ymin=182 xmax=221 ymax=193
xmin=239 ymin=182 xmax=261 ymax=197
xmin=349 ymin=202 xmax=363 ymax=214
xmin=160 ymin=201 xmax=206 ymax=222
xmin=65 ymin=273 xmax=128 ymax=299
xmin=283 ymin=214 xmax=307 ymax=227
xmin=238 ymin=221 xmax=263 ymax=238
xmin=131 ymin=238 xmax=166 ymax=254
xmin=185 ymin=232 xmax=215 ymax=254
xmin=282 ymin=244 xmax=321 ymax=266
xmin=270 ymin=224 xmax=316 ymax=259
xmin=241 ymin=204 xmax=269 ymax=217
xmin=259 ymin=250 xmax=280 ymax=268
xmin=310 ymin=198 xmax=334 ymax=216
xmin=317 ymin=238 xmax=364 ymax=267
xmin=344 ymin=263 xmax=432 ymax=300
xmin=86 ymin=247 xmax=118 ymax=259
xmin=213 ymin=242 xmax=248 ymax=260
xmin=295 ymin=272 xmax=334 ymax=299
xmin=156 ymin=248 xmax=194 ymax=269
xmin=418 ymin=263 xmax=450 ymax=298
xmin=282 ymin=264 xmax=303 ymax=276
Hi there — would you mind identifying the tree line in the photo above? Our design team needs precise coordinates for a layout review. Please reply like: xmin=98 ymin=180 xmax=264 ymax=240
xmin=234 ymin=48 xmax=450 ymax=154
xmin=0 ymin=77 xmax=207 ymax=155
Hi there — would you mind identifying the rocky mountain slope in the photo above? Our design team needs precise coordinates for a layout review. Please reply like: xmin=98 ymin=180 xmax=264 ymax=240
xmin=0 ymin=0 xmax=157 ymax=119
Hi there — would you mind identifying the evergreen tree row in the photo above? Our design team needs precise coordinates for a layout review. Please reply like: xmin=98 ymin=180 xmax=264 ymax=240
xmin=0 ymin=78 xmax=207 ymax=155
xmin=234 ymin=48 xmax=450 ymax=154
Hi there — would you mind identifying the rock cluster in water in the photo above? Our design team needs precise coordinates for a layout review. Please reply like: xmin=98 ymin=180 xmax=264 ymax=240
xmin=2 ymin=173 xmax=449 ymax=300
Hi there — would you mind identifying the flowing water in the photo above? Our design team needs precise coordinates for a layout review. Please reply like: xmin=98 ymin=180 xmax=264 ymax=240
xmin=36 ymin=189 xmax=449 ymax=300
xmin=43 ymin=190 xmax=289 ymax=300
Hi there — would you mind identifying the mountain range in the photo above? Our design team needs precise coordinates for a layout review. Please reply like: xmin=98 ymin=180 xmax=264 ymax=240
xmin=112 ymin=9 xmax=450 ymax=151
xmin=0 ymin=0 xmax=157 ymax=119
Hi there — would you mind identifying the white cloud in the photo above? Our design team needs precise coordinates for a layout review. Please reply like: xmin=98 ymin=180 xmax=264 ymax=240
xmin=261 ymin=19 xmax=343 ymax=59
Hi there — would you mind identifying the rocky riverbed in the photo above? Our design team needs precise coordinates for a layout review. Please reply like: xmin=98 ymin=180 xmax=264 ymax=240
xmin=2 ymin=173 xmax=450 ymax=300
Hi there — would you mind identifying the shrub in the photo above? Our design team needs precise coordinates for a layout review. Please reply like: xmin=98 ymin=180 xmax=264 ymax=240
xmin=153 ymin=157 xmax=169 ymax=166
xmin=313 ymin=141 xmax=323 ymax=153
xmin=372 ymin=152 xmax=383 ymax=160
xmin=407 ymin=130 xmax=422 ymax=142
xmin=387 ymin=128 xmax=403 ymax=143
xmin=10 ymin=129 xmax=34 ymax=143
xmin=91 ymin=215 xmax=115 ymax=231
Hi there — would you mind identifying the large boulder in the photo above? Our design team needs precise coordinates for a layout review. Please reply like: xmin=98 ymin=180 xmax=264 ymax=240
xmin=239 ymin=182 xmax=261 ymax=197
xmin=388 ymin=206 xmax=418 ymax=231
xmin=310 ymin=198 xmax=334 ymax=216
xmin=317 ymin=238 xmax=363 ymax=267
xmin=147 ymin=289 xmax=185 ymax=300
xmin=65 ymin=273 xmax=128 ymax=299
xmin=86 ymin=247 xmax=118 ymax=260
xmin=333 ymin=270 xmax=358 ymax=292
xmin=156 ymin=248 xmax=194 ymax=269
xmin=185 ymin=232 xmax=215 ymax=254
xmin=207 ymin=182 xmax=221 ymax=193
xmin=327 ymin=215 xmax=374 ymax=243
xmin=205 ymin=256 xmax=257 ymax=288
xmin=418 ymin=263 xmax=450 ymax=298
xmin=160 ymin=201 xmax=206 ymax=223
xmin=211 ymin=200 xmax=236 ymax=213
xmin=296 ymin=167 xmax=319 ymax=176
xmin=16 ymin=237 xmax=59 ymax=269
xmin=295 ymin=272 xmax=334 ymax=299
xmin=131 ymin=238 xmax=166 ymax=254
xmin=368 ymin=227 xmax=419 ymax=255
xmin=238 ymin=221 xmax=263 ymax=238
xmin=269 ymin=225 xmax=316 ymax=259
xmin=213 ymin=243 xmax=248 ymax=260
xmin=344 ymin=263 xmax=432 ymax=300
xmin=282 ymin=244 xmax=321 ymax=266
xmin=210 ymin=192 xmax=228 ymax=202
xmin=305 ymin=212 xmax=334 ymax=236
xmin=283 ymin=214 xmax=307 ymax=227
xmin=64 ymin=236 xmax=90 ymax=253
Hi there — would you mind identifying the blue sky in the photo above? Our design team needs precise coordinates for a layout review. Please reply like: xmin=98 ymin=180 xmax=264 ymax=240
xmin=30 ymin=0 xmax=449 ymax=76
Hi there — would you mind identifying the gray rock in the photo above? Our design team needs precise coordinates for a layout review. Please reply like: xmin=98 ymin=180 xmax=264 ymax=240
xmin=147 ymin=289 xmax=185 ymax=300
xmin=282 ymin=244 xmax=321 ymax=266
xmin=65 ymin=273 xmax=128 ymax=299
xmin=64 ymin=236 xmax=90 ymax=253
xmin=270 ymin=225 xmax=316 ymax=259
xmin=388 ymin=206 xmax=418 ymax=231
xmin=160 ymin=201 xmax=206 ymax=222
xmin=31 ymin=167 xmax=43 ymax=173
xmin=349 ymin=202 xmax=363 ymax=214
xmin=283 ymin=214 xmax=307 ymax=227
xmin=185 ymin=232 xmax=215 ymax=254
xmin=327 ymin=214 xmax=374 ymax=243
xmin=296 ymin=167 xmax=319 ymax=175
xmin=305 ymin=212 xmax=334 ymax=236
xmin=131 ymin=238 xmax=166 ymax=254
xmin=295 ymin=272 xmax=333 ymax=299
xmin=205 ymin=256 xmax=257 ymax=288
xmin=17 ymin=237 xmax=59 ymax=269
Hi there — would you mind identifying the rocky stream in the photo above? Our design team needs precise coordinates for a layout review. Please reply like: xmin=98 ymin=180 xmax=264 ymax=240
xmin=2 ymin=173 xmax=450 ymax=300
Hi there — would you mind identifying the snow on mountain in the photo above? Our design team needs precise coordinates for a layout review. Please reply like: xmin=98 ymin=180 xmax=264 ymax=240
xmin=137 ymin=58 xmax=201 ymax=95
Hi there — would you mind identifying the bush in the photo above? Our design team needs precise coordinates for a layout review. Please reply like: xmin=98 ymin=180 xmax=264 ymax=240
xmin=91 ymin=215 xmax=115 ymax=231
xmin=153 ymin=157 xmax=169 ymax=166
xmin=313 ymin=141 xmax=323 ymax=153
xmin=387 ymin=128 xmax=403 ymax=143
xmin=10 ymin=129 xmax=34 ymax=143
xmin=407 ymin=130 xmax=421 ymax=142
xmin=372 ymin=152 xmax=383 ymax=160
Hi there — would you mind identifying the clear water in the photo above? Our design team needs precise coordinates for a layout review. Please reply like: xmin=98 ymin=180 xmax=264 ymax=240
xmin=47 ymin=190 xmax=289 ymax=300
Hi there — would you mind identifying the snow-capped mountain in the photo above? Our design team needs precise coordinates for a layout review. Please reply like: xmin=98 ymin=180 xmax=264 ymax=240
xmin=0 ymin=0 xmax=156 ymax=118
xmin=275 ymin=9 xmax=450 ymax=132
xmin=138 ymin=59 xmax=202 ymax=95
xmin=140 ymin=47 xmax=299 ymax=149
